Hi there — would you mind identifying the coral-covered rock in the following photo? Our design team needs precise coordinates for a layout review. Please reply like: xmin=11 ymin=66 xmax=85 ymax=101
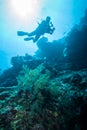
xmin=70 ymin=73 xmax=82 ymax=85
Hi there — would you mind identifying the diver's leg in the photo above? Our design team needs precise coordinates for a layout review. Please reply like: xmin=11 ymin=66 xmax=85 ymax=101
xmin=28 ymin=30 xmax=37 ymax=36
xmin=33 ymin=34 xmax=41 ymax=42
xmin=24 ymin=37 xmax=34 ymax=41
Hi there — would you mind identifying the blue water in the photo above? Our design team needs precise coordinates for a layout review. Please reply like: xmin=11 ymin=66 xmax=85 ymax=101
xmin=0 ymin=1 xmax=87 ymax=130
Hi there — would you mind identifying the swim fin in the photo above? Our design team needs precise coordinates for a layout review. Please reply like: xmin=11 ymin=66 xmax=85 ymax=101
xmin=24 ymin=37 xmax=34 ymax=41
xmin=17 ymin=31 xmax=29 ymax=36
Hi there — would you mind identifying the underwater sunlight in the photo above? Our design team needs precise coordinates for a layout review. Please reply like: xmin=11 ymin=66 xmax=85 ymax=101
xmin=10 ymin=0 xmax=41 ymax=19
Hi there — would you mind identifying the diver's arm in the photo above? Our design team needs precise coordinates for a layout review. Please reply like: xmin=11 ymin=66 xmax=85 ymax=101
xmin=49 ymin=22 xmax=54 ymax=27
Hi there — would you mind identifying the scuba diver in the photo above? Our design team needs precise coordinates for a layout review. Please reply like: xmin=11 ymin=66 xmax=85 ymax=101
xmin=17 ymin=16 xmax=55 ymax=43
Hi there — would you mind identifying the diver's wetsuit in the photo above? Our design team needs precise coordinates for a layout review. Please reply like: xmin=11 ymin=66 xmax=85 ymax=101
xmin=27 ymin=16 xmax=55 ymax=42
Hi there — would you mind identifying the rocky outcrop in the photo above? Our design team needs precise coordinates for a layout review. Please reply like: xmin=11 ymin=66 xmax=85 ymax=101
xmin=66 ymin=10 xmax=87 ymax=70
xmin=35 ymin=9 xmax=87 ymax=70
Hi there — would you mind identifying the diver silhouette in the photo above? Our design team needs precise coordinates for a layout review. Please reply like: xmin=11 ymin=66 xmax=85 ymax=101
xmin=17 ymin=16 xmax=55 ymax=43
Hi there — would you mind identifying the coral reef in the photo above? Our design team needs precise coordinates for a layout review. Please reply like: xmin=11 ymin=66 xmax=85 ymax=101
xmin=0 ymin=54 xmax=43 ymax=87
xmin=0 ymin=62 xmax=87 ymax=130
